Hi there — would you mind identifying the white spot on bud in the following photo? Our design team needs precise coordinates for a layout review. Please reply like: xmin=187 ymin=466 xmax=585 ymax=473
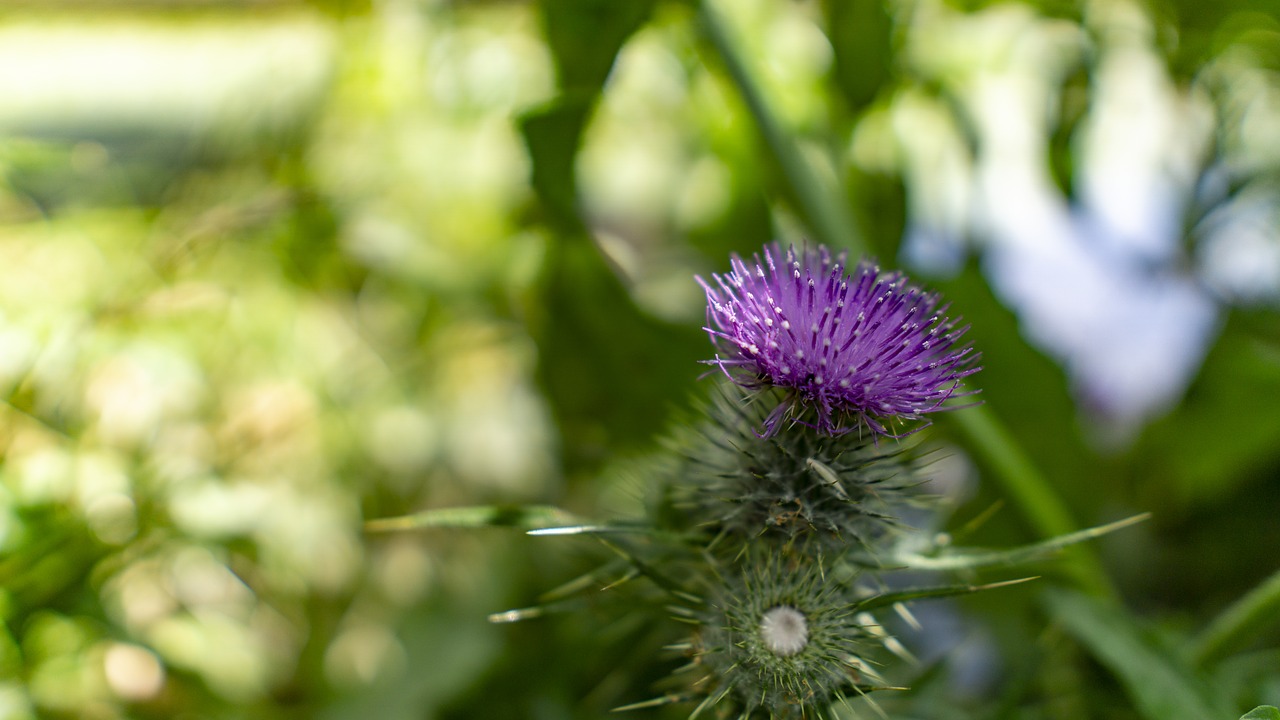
xmin=794 ymin=350 xmax=804 ymax=359
xmin=760 ymin=606 xmax=808 ymax=657
xmin=781 ymin=321 xmax=791 ymax=330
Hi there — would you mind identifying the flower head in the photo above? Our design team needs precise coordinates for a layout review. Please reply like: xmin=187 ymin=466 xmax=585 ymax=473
xmin=689 ymin=549 xmax=884 ymax=718
xmin=699 ymin=243 xmax=979 ymax=436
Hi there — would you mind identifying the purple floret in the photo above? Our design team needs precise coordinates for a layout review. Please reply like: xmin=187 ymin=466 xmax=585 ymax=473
xmin=698 ymin=243 xmax=980 ymax=436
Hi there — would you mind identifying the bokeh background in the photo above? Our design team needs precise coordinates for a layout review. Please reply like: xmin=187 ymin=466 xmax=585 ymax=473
xmin=1 ymin=0 xmax=1279 ymax=717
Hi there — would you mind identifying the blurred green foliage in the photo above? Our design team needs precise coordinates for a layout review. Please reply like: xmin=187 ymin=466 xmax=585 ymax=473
xmin=0 ymin=0 xmax=1278 ymax=719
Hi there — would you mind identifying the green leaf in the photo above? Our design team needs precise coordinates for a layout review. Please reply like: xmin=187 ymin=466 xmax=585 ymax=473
xmin=1046 ymin=589 xmax=1232 ymax=720
xmin=943 ymin=404 xmax=1114 ymax=596
xmin=520 ymin=96 xmax=594 ymax=229
xmin=1241 ymin=707 xmax=1280 ymax=720
xmin=1193 ymin=566 xmax=1280 ymax=668
xmin=1137 ymin=314 xmax=1280 ymax=507
xmin=521 ymin=0 xmax=658 ymax=229
xmin=540 ymin=0 xmax=657 ymax=93
xmin=852 ymin=577 xmax=1036 ymax=613
xmin=872 ymin=514 xmax=1148 ymax=572
xmin=520 ymin=0 xmax=710 ymax=478
xmin=363 ymin=505 xmax=583 ymax=533
xmin=821 ymin=0 xmax=894 ymax=113
xmin=531 ymin=239 xmax=706 ymax=475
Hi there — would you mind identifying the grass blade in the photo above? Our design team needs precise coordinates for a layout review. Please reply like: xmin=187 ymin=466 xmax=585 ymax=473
xmin=1192 ymin=565 xmax=1280 ymax=668
xmin=945 ymin=405 xmax=1115 ymax=596
xmin=854 ymin=577 xmax=1036 ymax=613
xmin=1046 ymin=589 xmax=1231 ymax=720
xmin=877 ymin=514 xmax=1148 ymax=572
xmin=697 ymin=0 xmax=864 ymax=255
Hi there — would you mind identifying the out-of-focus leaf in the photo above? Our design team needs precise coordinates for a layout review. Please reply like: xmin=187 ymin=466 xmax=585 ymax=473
xmin=1136 ymin=313 xmax=1280 ymax=508
xmin=822 ymin=0 xmax=894 ymax=113
xmin=520 ymin=97 xmax=593 ymax=229
xmin=1193 ymin=566 xmax=1280 ymax=668
xmin=519 ymin=0 xmax=704 ymax=478
xmin=1164 ymin=0 xmax=1280 ymax=78
xmin=1242 ymin=706 xmax=1280 ymax=720
xmin=317 ymin=599 xmax=502 ymax=720
xmin=532 ymin=239 xmax=705 ymax=475
xmin=540 ymin=0 xmax=657 ymax=93
xmin=521 ymin=0 xmax=658 ymax=229
xmin=1046 ymin=589 xmax=1233 ymax=720
xmin=696 ymin=0 xmax=865 ymax=256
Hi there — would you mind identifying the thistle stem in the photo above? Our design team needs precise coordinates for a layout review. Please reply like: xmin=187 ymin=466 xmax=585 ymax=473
xmin=1191 ymin=565 xmax=1280 ymax=668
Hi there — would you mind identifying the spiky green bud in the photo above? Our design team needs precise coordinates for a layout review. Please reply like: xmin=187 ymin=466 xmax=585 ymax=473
xmin=670 ymin=381 xmax=930 ymax=553
xmin=685 ymin=548 xmax=885 ymax=719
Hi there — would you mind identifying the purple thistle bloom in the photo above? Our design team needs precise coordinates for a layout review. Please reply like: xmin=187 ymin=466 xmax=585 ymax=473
xmin=698 ymin=243 xmax=980 ymax=437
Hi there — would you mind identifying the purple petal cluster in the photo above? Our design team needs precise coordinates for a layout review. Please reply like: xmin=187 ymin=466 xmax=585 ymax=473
xmin=699 ymin=243 xmax=979 ymax=436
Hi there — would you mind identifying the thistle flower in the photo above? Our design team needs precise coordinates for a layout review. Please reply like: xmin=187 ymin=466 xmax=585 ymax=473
xmin=699 ymin=243 xmax=979 ymax=436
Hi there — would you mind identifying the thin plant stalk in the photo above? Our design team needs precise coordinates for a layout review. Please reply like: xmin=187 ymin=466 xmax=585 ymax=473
xmin=697 ymin=0 xmax=865 ymax=256
xmin=1192 ymin=565 xmax=1280 ymax=668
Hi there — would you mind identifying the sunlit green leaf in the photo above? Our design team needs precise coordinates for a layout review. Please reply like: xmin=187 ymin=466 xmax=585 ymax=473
xmin=364 ymin=505 xmax=582 ymax=533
